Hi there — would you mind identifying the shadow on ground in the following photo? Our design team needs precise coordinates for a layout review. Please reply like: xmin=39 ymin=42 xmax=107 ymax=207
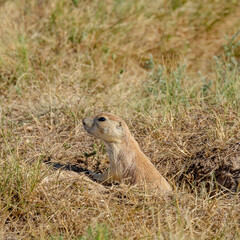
xmin=44 ymin=161 xmax=97 ymax=181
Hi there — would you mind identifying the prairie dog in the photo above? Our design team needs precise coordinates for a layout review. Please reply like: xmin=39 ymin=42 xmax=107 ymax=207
xmin=82 ymin=112 xmax=172 ymax=192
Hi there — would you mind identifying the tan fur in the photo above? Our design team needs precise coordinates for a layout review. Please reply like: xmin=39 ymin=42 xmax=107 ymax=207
xmin=82 ymin=112 xmax=172 ymax=193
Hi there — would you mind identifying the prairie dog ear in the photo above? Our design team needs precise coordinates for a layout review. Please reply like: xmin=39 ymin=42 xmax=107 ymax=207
xmin=116 ymin=121 xmax=123 ymax=130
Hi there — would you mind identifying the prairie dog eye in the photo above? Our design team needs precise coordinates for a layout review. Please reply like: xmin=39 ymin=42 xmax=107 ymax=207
xmin=98 ymin=117 xmax=106 ymax=122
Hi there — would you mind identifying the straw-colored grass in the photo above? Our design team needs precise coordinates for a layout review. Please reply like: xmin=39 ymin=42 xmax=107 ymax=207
xmin=0 ymin=0 xmax=240 ymax=239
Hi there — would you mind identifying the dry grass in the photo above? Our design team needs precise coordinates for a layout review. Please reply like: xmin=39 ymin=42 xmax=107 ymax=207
xmin=0 ymin=0 xmax=240 ymax=239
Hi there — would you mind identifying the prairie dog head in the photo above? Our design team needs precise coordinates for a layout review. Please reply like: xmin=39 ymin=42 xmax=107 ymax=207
xmin=82 ymin=113 xmax=126 ymax=143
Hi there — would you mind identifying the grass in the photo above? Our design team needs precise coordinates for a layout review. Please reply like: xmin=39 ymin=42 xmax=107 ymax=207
xmin=0 ymin=0 xmax=240 ymax=239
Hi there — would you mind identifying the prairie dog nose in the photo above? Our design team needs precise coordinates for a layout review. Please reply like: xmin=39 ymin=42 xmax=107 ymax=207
xmin=82 ymin=118 xmax=86 ymax=125
xmin=82 ymin=117 xmax=93 ymax=127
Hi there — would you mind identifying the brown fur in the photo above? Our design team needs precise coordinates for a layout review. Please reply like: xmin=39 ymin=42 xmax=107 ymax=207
xmin=82 ymin=112 xmax=172 ymax=193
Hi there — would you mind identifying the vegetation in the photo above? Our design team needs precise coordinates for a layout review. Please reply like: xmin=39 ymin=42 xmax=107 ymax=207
xmin=0 ymin=0 xmax=240 ymax=239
